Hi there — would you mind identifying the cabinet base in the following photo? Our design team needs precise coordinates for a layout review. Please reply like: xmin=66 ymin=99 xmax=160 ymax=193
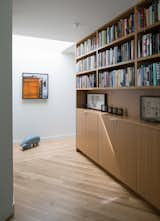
xmin=77 ymin=148 xmax=160 ymax=214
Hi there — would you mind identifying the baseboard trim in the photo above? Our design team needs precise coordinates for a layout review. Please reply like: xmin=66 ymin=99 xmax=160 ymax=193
xmin=13 ymin=134 xmax=76 ymax=145
xmin=5 ymin=204 xmax=15 ymax=221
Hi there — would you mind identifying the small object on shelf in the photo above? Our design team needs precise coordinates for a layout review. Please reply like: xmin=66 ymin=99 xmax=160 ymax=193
xmin=117 ymin=108 xmax=124 ymax=116
xmin=101 ymin=104 xmax=108 ymax=112
xmin=108 ymin=106 xmax=113 ymax=114
xmin=20 ymin=136 xmax=40 ymax=151
xmin=87 ymin=93 xmax=107 ymax=111
xmin=124 ymin=107 xmax=128 ymax=116
xmin=140 ymin=96 xmax=160 ymax=122
xmin=112 ymin=107 xmax=118 ymax=114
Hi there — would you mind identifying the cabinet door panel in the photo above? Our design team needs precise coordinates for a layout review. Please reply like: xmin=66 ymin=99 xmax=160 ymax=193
xmin=76 ymin=109 xmax=86 ymax=152
xmin=137 ymin=127 xmax=160 ymax=209
xmin=86 ymin=111 xmax=98 ymax=162
xmin=103 ymin=115 xmax=137 ymax=191
xmin=98 ymin=115 xmax=120 ymax=178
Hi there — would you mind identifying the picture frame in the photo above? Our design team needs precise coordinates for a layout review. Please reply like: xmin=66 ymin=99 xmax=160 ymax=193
xmin=22 ymin=73 xmax=49 ymax=99
xmin=87 ymin=93 xmax=107 ymax=111
xmin=140 ymin=96 xmax=160 ymax=122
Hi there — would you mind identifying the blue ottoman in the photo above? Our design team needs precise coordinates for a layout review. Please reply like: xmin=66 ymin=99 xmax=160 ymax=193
xmin=20 ymin=136 xmax=40 ymax=151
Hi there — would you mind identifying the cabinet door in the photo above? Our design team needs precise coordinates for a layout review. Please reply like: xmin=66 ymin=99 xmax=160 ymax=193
xmin=137 ymin=126 xmax=160 ymax=209
xmin=76 ymin=109 xmax=86 ymax=152
xmin=98 ymin=115 xmax=120 ymax=178
xmin=85 ymin=111 xmax=99 ymax=162
xmin=106 ymin=116 xmax=138 ymax=191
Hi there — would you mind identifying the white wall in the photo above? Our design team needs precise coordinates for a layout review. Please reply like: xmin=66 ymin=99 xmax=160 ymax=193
xmin=0 ymin=1 xmax=13 ymax=220
xmin=13 ymin=35 xmax=76 ymax=143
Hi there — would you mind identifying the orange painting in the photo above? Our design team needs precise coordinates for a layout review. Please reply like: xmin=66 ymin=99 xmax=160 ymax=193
xmin=22 ymin=73 xmax=48 ymax=99
xmin=23 ymin=78 xmax=40 ymax=99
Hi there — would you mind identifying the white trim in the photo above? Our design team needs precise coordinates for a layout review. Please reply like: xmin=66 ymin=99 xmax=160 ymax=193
xmin=13 ymin=133 xmax=75 ymax=145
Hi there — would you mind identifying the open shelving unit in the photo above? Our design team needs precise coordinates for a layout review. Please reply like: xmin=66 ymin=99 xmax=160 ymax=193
xmin=75 ymin=0 xmax=160 ymax=91
xmin=76 ymin=0 xmax=160 ymax=211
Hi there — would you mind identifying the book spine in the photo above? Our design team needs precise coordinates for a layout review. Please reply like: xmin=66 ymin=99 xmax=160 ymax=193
xmin=153 ymin=63 xmax=157 ymax=86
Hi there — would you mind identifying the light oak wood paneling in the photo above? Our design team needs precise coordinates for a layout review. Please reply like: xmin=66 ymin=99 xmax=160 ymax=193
xmin=102 ymin=115 xmax=137 ymax=191
xmin=76 ymin=109 xmax=86 ymax=152
xmin=85 ymin=110 xmax=99 ymax=162
xmin=98 ymin=115 xmax=120 ymax=178
xmin=76 ymin=108 xmax=160 ymax=210
xmin=137 ymin=126 xmax=160 ymax=210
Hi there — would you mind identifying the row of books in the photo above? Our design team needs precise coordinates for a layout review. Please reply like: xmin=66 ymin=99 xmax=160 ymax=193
xmin=137 ymin=62 xmax=160 ymax=86
xmin=76 ymin=74 xmax=96 ymax=88
xmin=138 ymin=32 xmax=160 ymax=57
xmin=98 ymin=40 xmax=134 ymax=67
xmin=76 ymin=55 xmax=96 ymax=73
xmin=98 ymin=13 xmax=134 ymax=47
xmin=99 ymin=67 xmax=135 ymax=88
xmin=76 ymin=36 xmax=97 ymax=57
xmin=137 ymin=0 xmax=160 ymax=29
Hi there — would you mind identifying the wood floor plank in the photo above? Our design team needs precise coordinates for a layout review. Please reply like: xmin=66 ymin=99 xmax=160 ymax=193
xmin=10 ymin=138 xmax=160 ymax=221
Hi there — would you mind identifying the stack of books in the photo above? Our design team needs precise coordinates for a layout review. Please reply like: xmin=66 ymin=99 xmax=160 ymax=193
xmin=76 ymin=74 xmax=96 ymax=88
xmin=99 ymin=67 xmax=135 ymax=88
xmin=137 ymin=0 xmax=160 ymax=29
xmin=76 ymin=36 xmax=97 ymax=57
xmin=137 ymin=62 xmax=160 ymax=86
xmin=76 ymin=55 xmax=96 ymax=72
xmin=98 ymin=40 xmax=134 ymax=67
xmin=138 ymin=32 xmax=160 ymax=57
xmin=98 ymin=13 xmax=134 ymax=47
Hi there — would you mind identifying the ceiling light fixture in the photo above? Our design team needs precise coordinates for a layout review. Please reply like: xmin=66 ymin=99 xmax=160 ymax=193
xmin=73 ymin=22 xmax=80 ymax=29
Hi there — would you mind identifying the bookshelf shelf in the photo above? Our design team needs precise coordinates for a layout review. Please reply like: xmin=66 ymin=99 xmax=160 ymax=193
xmin=76 ymin=87 xmax=98 ymax=91
xmin=136 ymin=86 xmax=160 ymax=90
xmin=98 ymin=33 xmax=135 ymax=51
xmin=137 ymin=21 xmax=160 ymax=34
xmin=76 ymin=69 xmax=97 ymax=76
xmin=76 ymin=49 xmax=97 ymax=61
xmin=76 ymin=86 xmax=160 ymax=91
xmin=137 ymin=53 xmax=160 ymax=63
xmin=98 ymin=60 xmax=135 ymax=71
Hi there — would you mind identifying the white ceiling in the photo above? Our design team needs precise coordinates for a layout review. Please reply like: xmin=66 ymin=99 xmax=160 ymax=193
xmin=13 ymin=0 xmax=138 ymax=43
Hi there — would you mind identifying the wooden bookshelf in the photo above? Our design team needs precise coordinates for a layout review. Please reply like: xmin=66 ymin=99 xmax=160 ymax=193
xmin=76 ymin=49 xmax=97 ymax=61
xmin=137 ymin=53 xmax=160 ymax=62
xmin=76 ymin=69 xmax=97 ymax=76
xmin=76 ymin=0 xmax=160 ymax=91
xmin=76 ymin=0 xmax=160 ymax=211
xmin=137 ymin=21 xmax=160 ymax=34
xmin=97 ymin=32 xmax=135 ymax=51
xmin=76 ymin=86 xmax=160 ymax=91
xmin=98 ymin=60 xmax=135 ymax=71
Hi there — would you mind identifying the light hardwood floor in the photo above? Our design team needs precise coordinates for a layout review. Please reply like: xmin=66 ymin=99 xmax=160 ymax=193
xmin=11 ymin=138 xmax=160 ymax=221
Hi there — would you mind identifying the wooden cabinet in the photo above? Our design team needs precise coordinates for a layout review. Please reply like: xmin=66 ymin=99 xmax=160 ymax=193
xmin=98 ymin=115 xmax=120 ymax=178
xmin=111 ymin=118 xmax=138 ymax=191
xmin=76 ymin=108 xmax=160 ymax=210
xmin=85 ymin=111 xmax=99 ymax=162
xmin=137 ymin=126 xmax=160 ymax=209
xmin=76 ymin=109 xmax=86 ymax=153
xmin=76 ymin=109 xmax=99 ymax=162
xmin=101 ymin=115 xmax=137 ymax=191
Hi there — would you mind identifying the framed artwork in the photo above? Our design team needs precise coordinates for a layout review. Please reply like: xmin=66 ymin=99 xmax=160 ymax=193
xmin=140 ymin=96 xmax=160 ymax=122
xmin=22 ymin=73 xmax=48 ymax=99
xmin=87 ymin=93 xmax=107 ymax=111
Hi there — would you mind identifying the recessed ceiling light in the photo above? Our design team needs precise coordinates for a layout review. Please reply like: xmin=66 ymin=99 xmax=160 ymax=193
xmin=73 ymin=22 xmax=80 ymax=29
